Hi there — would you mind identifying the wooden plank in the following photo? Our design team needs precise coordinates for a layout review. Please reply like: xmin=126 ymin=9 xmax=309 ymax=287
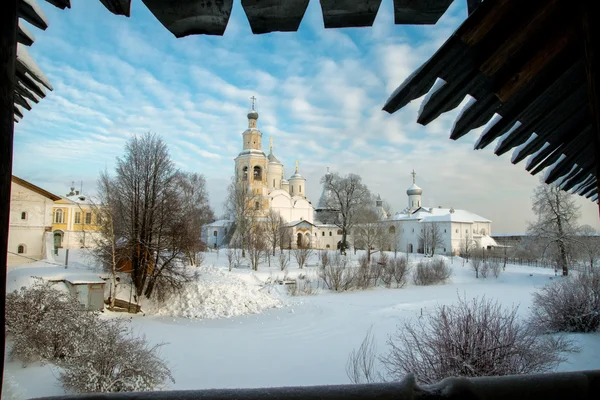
xmin=466 ymin=0 xmax=481 ymax=15
xmin=383 ymin=38 xmax=468 ymax=113
xmin=17 ymin=25 xmax=33 ymax=46
xmin=510 ymin=108 xmax=588 ymax=163
xmin=45 ymin=0 xmax=71 ymax=9
xmin=18 ymin=0 xmax=48 ymax=30
xmin=15 ymin=80 xmax=39 ymax=103
xmin=98 ymin=0 xmax=131 ymax=17
xmin=475 ymin=61 xmax=583 ymax=150
xmin=450 ymin=94 xmax=500 ymax=140
xmin=242 ymin=0 xmax=309 ymax=34
xmin=393 ymin=0 xmax=454 ymax=25
xmin=460 ymin=0 xmax=516 ymax=46
xmin=16 ymin=70 xmax=45 ymax=98
xmin=320 ymin=0 xmax=382 ymax=29
xmin=582 ymin=1 xmax=600 ymax=210
xmin=479 ymin=0 xmax=563 ymax=76
xmin=14 ymin=92 xmax=31 ymax=110
xmin=531 ymin=126 xmax=592 ymax=176
xmin=418 ymin=68 xmax=485 ymax=125
xmin=525 ymin=142 xmax=561 ymax=172
xmin=141 ymin=0 xmax=233 ymax=37
xmin=496 ymin=23 xmax=577 ymax=103
xmin=1 ymin=1 xmax=18 ymax=394
xmin=494 ymin=85 xmax=587 ymax=155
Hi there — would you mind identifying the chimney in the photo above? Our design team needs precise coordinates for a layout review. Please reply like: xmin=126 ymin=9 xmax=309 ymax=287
xmin=75 ymin=190 xmax=79 ymax=195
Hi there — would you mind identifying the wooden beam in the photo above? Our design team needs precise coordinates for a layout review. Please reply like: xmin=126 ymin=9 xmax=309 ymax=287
xmin=320 ymin=0 xmax=382 ymax=29
xmin=141 ymin=0 xmax=233 ymax=37
xmin=241 ymin=0 xmax=309 ymax=34
xmin=98 ymin=0 xmax=131 ymax=17
xmin=582 ymin=1 xmax=600 ymax=211
xmin=0 ymin=0 xmax=18 ymax=395
xmin=466 ymin=0 xmax=481 ymax=15
xmin=393 ymin=0 xmax=454 ymax=25
xmin=496 ymin=23 xmax=576 ymax=103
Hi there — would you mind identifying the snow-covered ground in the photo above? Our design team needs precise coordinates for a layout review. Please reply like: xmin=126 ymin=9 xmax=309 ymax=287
xmin=4 ymin=249 xmax=600 ymax=398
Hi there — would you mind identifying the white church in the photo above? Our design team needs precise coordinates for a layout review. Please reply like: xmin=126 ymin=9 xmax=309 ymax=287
xmin=204 ymin=102 xmax=496 ymax=255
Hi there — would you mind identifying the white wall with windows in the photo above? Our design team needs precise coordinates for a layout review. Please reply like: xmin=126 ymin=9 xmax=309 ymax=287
xmin=8 ymin=178 xmax=57 ymax=266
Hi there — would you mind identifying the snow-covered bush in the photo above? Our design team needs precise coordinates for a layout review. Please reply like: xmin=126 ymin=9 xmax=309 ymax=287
xmin=59 ymin=319 xmax=174 ymax=393
xmin=319 ymin=265 xmax=356 ymax=291
xmin=413 ymin=259 xmax=451 ymax=285
xmin=530 ymin=271 xmax=600 ymax=333
xmin=6 ymin=281 xmax=175 ymax=393
xmin=471 ymin=257 xmax=482 ymax=278
xmin=391 ymin=257 xmax=410 ymax=288
xmin=287 ymin=277 xmax=316 ymax=296
xmin=346 ymin=327 xmax=378 ymax=384
xmin=380 ymin=296 xmax=574 ymax=384
xmin=5 ymin=281 xmax=99 ymax=365
xmin=488 ymin=259 xmax=502 ymax=278
xmin=381 ymin=257 xmax=409 ymax=288
xmin=480 ymin=260 xmax=489 ymax=279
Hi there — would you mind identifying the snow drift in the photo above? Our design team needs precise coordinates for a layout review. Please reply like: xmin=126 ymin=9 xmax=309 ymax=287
xmin=143 ymin=267 xmax=282 ymax=319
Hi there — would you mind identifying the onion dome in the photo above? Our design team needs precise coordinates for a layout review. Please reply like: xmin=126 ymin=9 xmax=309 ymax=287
xmin=407 ymin=183 xmax=422 ymax=196
xmin=247 ymin=109 xmax=258 ymax=120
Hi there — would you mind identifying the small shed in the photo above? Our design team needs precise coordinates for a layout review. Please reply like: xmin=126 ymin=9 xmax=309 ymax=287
xmin=50 ymin=275 xmax=106 ymax=311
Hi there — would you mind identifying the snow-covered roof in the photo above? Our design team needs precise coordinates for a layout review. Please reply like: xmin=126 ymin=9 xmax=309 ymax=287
xmin=63 ymin=194 xmax=100 ymax=205
xmin=7 ymin=265 xmax=106 ymax=293
xmin=391 ymin=206 xmax=491 ymax=223
xmin=206 ymin=219 xmax=233 ymax=227
xmin=285 ymin=219 xmax=315 ymax=227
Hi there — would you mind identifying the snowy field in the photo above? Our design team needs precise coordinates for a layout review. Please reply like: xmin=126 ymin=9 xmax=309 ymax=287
xmin=4 ymin=249 xmax=600 ymax=398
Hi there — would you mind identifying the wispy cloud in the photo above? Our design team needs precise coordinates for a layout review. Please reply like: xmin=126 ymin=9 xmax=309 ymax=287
xmin=13 ymin=0 xmax=600 ymax=233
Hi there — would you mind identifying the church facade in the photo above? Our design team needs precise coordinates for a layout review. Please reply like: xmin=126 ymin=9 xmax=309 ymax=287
xmin=225 ymin=103 xmax=495 ymax=254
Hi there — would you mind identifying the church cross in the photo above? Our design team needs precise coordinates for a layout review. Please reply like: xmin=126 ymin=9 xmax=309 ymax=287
xmin=295 ymin=160 xmax=299 ymax=172
xmin=250 ymin=96 xmax=256 ymax=110
xmin=411 ymin=169 xmax=417 ymax=184
xmin=269 ymin=137 xmax=274 ymax=152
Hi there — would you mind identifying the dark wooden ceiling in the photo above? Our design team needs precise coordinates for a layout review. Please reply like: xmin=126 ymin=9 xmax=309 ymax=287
xmin=384 ymin=0 xmax=599 ymax=202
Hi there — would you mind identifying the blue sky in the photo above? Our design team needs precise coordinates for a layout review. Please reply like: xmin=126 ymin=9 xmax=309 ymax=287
xmin=13 ymin=0 xmax=600 ymax=233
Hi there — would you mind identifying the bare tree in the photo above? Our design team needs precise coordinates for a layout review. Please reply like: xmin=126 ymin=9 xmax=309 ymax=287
xmin=278 ymin=250 xmax=290 ymax=271
xmin=527 ymin=182 xmax=580 ymax=276
xmin=93 ymin=170 xmax=120 ymax=308
xmin=577 ymin=225 xmax=600 ymax=273
xmin=224 ymin=177 xmax=260 ymax=258
xmin=418 ymin=222 xmax=444 ymax=256
xmin=346 ymin=327 xmax=379 ymax=384
xmin=292 ymin=236 xmax=313 ymax=269
xmin=175 ymin=172 xmax=215 ymax=265
xmin=264 ymin=209 xmax=285 ymax=257
xmin=320 ymin=173 xmax=372 ymax=254
xmin=460 ymin=234 xmax=475 ymax=262
xmin=353 ymin=205 xmax=382 ymax=262
xmin=247 ymin=223 xmax=266 ymax=271
xmin=97 ymin=133 xmax=201 ymax=301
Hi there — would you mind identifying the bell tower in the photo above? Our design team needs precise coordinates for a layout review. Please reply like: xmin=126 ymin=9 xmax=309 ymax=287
xmin=234 ymin=96 xmax=269 ymax=202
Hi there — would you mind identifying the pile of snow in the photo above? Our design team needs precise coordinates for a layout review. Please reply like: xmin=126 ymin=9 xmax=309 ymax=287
xmin=143 ymin=267 xmax=283 ymax=319
xmin=6 ymin=263 xmax=106 ymax=293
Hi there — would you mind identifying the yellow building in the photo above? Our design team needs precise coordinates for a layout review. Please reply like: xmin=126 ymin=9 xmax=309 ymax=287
xmin=52 ymin=188 xmax=102 ymax=250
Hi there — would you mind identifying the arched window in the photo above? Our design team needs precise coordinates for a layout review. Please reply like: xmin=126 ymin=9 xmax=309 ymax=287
xmin=54 ymin=209 xmax=64 ymax=224
xmin=20 ymin=211 xmax=27 ymax=220
xmin=329 ymin=231 xmax=332 ymax=236
xmin=17 ymin=244 xmax=26 ymax=254
xmin=253 ymin=166 xmax=262 ymax=181
xmin=412 ymin=228 xmax=414 ymax=233
xmin=322 ymin=232 xmax=325 ymax=236
xmin=337 ymin=229 xmax=342 ymax=235
xmin=389 ymin=226 xmax=396 ymax=234
xmin=326 ymin=244 xmax=330 ymax=249
xmin=273 ymin=179 xmax=275 ymax=187
xmin=255 ymin=201 xmax=260 ymax=210
xmin=242 ymin=166 xmax=248 ymax=181
xmin=213 ymin=231 xmax=218 ymax=237
xmin=291 ymin=186 xmax=294 ymax=193
xmin=299 ymin=185 xmax=302 ymax=193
